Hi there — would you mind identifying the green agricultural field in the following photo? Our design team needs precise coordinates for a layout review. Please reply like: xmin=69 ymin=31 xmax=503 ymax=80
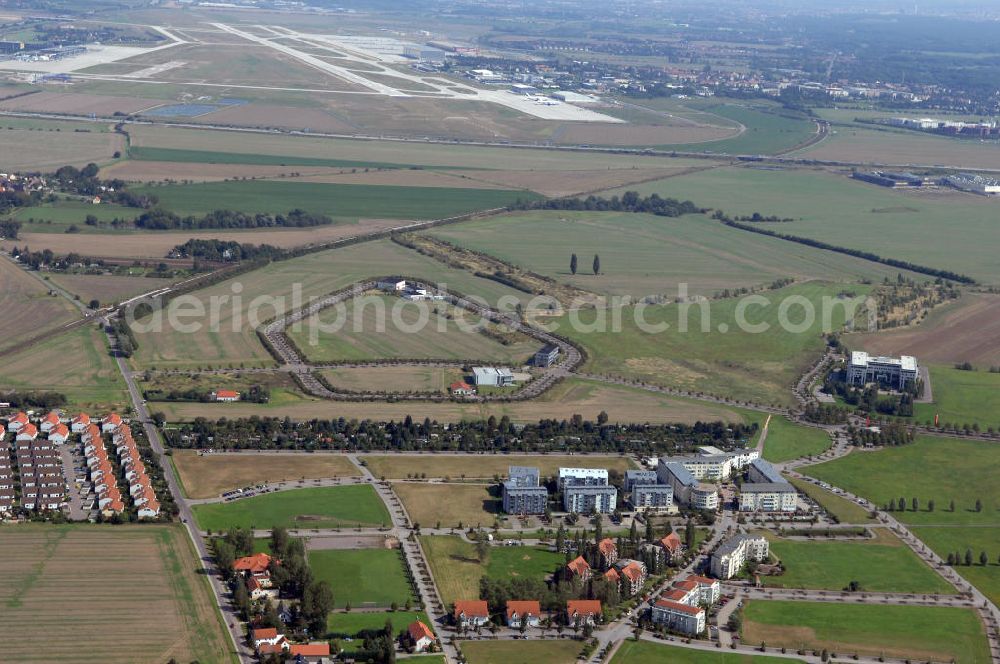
xmin=804 ymin=435 xmax=1000 ymax=525
xmin=129 ymin=239 xmax=534 ymax=370
xmin=760 ymin=416 xmax=831 ymax=463
xmin=663 ymin=102 xmax=817 ymax=154
xmin=909 ymin=526 xmax=1000 ymax=607
xmin=427 ymin=210 xmax=912 ymax=298
xmin=130 ymin=180 xmax=540 ymax=219
xmin=608 ymin=167 xmax=1000 ymax=285
xmin=460 ymin=639 xmax=583 ymax=664
xmin=913 ymin=366 xmax=1000 ymax=430
xmin=190 ymin=484 xmax=390 ymax=531
xmin=611 ymin=640 xmax=797 ymax=664
xmin=741 ymin=601 xmax=990 ymax=663
xmin=11 ymin=199 xmax=140 ymax=232
xmin=129 ymin=146 xmax=427 ymax=170
xmin=556 ymin=282 xmax=869 ymax=406
xmin=0 ymin=325 xmax=128 ymax=410
xmin=326 ymin=610 xmax=431 ymax=639
xmin=308 ymin=548 xmax=415 ymax=609
xmin=286 ymin=295 xmax=540 ymax=364
xmin=762 ymin=529 xmax=954 ymax=594
xmin=420 ymin=536 xmax=564 ymax=606
xmin=786 ymin=478 xmax=875 ymax=524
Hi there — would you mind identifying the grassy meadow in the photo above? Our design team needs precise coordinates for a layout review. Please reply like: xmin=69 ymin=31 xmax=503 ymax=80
xmin=190 ymin=484 xmax=390 ymax=531
xmin=611 ymin=640 xmax=796 ymax=664
xmin=308 ymin=548 xmax=415 ymax=609
xmin=609 ymin=167 xmax=1000 ymax=285
xmin=170 ymin=451 xmax=360 ymax=499
xmin=460 ymin=640 xmax=583 ymax=664
xmin=741 ymin=601 xmax=990 ymax=663
xmin=393 ymin=483 xmax=498 ymax=528
xmin=761 ymin=529 xmax=954 ymax=594
xmin=364 ymin=452 xmax=635 ymax=480
xmin=427 ymin=210 xmax=912 ymax=298
xmin=326 ymin=610 xmax=431 ymax=639
xmin=760 ymin=416 xmax=831 ymax=463
xmin=786 ymin=478 xmax=875 ymax=524
xmin=130 ymin=180 xmax=539 ymax=218
xmin=909 ymin=526 xmax=1000 ymax=607
xmin=557 ymin=282 xmax=869 ymax=406
xmin=912 ymin=365 xmax=1000 ymax=430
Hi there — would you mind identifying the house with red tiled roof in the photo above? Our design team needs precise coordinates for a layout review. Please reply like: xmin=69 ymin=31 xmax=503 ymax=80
xmin=288 ymin=642 xmax=330 ymax=661
xmin=15 ymin=423 xmax=38 ymax=441
xmin=597 ymin=538 xmax=618 ymax=569
xmin=449 ymin=381 xmax=476 ymax=396
xmin=212 ymin=389 xmax=241 ymax=402
xmin=0 ymin=423 xmax=5 ymax=439
xmin=48 ymin=423 xmax=70 ymax=444
xmin=651 ymin=597 xmax=705 ymax=635
xmin=137 ymin=498 xmax=160 ymax=520
xmin=616 ymin=559 xmax=648 ymax=596
xmin=506 ymin=600 xmax=541 ymax=628
xmin=101 ymin=413 xmax=122 ymax=433
xmin=565 ymin=555 xmax=592 ymax=582
xmin=234 ymin=552 xmax=274 ymax=575
xmin=687 ymin=574 xmax=721 ymax=604
xmin=70 ymin=413 xmax=91 ymax=433
xmin=659 ymin=531 xmax=683 ymax=559
xmin=566 ymin=599 xmax=602 ymax=626
xmin=407 ymin=620 xmax=435 ymax=652
xmin=7 ymin=412 xmax=28 ymax=432
xmin=453 ymin=600 xmax=490 ymax=628
xmin=251 ymin=627 xmax=288 ymax=654
xmin=39 ymin=412 xmax=60 ymax=433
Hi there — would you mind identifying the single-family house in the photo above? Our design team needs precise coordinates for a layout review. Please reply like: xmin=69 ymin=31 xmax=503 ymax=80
xmin=449 ymin=381 xmax=476 ymax=396
xmin=251 ymin=627 xmax=288 ymax=654
xmin=566 ymin=555 xmax=592 ymax=582
xmin=40 ymin=411 xmax=60 ymax=433
xmin=137 ymin=499 xmax=161 ymax=519
xmin=16 ymin=423 xmax=38 ymax=441
xmin=407 ymin=620 xmax=435 ymax=652
xmin=7 ymin=412 xmax=28 ymax=432
xmin=212 ymin=389 xmax=241 ymax=402
xmin=71 ymin=413 xmax=91 ymax=433
xmin=49 ymin=423 xmax=70 ymax=444
xmin=453 ymin=600 xmax=490 ymax=628
xmin=566 ymin=599 xmax=602 ymax=626
xmin=101 ymin=413 xmax=122 ymax=432
xmin=248 ymin=573 xmax=279 ymax=601
xmin=288 ymin=643 xmax=330 ymax=662
xmin=506 ymin=600 xmax=541 ymax=628
xmin=234 ymin=552 xmax=275 ymax=575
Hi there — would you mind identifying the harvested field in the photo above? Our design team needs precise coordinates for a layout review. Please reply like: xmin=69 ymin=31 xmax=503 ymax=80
xmin=365 ymin=451 xmax=634 ymax=480
xmin=0 ymin=218 xmax=406 ymax=259
xmin=849 ymin=293 xmax=1000 ymax=366
xmin=319 ymin=365 xmax=466 ymax=393
xmin=557 ymin=121 xmax=735 ymax=146
xmin=268 ymin=169 xmax=509 ymax=188
xmin=0 ymin=525 xmax=235 ymax=664
xmin=0 ymin=124 xmax=123 ymax=170
xmin=460 ymin=640 xmax=582 ymax=664
xmin=0 ymin=258 xmax=80 ymax=353
xmin=47 ymin=273 xmax=164 ymax=307
xmin=452 ymin=166 xmax=704 ymax=198
xmin=153 ymin=377 xmax=748 ymax=423
xmin=171 ymin=450 xmax=361 ymax=499
xmin=0 ymin=325 xmax=128 ymax=410
xmin=185 ymin=103 xmax=359 ymax=133
xmin=0 ymin=91 xmax=161 ymax=115
xmin=393 ymin=482 xmax=498 ymax=528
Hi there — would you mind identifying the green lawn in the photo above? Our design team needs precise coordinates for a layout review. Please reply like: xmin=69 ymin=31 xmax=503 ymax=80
xmin=741 ymin=601 xmax=990 ymax=663
xmin=11 ymin=198 xmax=140 ymax=231
xmin=326 ymin=610 xmax=431 ymax=638
xmin=427 ymin=210 xmax=910 ymax=299
xmin=308 ymin=548 xmax=415 ymax=609
xmin=190 ymin=485 xmax=391 ymax=531
xmin=786 ymin=478 xmax=874 ymax=524
xmin=129 ymin=146 xmax=427 ymax=170
xmin=761 ymin=416 xmax=831 ymax=464
xmin=460 ymin=639 xmax=583 ymax=664
xmin=913 ymin=365 xmax=1000 ymax=430
xmin=612 ymin=640 xmax=798 ymax=664
xmin=804 ymin=435 xmax=1000 ymax=525
xmin=607 ymin=167 xmax=1000 ymax=285
xmin=909 ymin=527 xmax=1000 ymax=607
xmin=557 ymin=282 xmax=870 ymax=407
xmin=130 ymin=180 xmax=540 ymax=219
xmin=420 ymin=536 xmax=564 ymax=606
xmin=762 ymin=529 xmax=954 ymax=594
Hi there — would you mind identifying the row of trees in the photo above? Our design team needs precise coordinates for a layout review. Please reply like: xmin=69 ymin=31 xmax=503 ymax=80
xmin=169 ymin=238 xmax=287 ymax=263
xmin=569 ymin=253 xmax=600 ymax=275
xmin=515 ymin=190 xmax=704 ymax=218
xmin=136 ymin=208 xmax=332 ymax=231
xmin=886 ymin=497 xmax=982 ymax=513
xmin=163 ymin=414 xmax=758 ymax=455
xmin=143 ymin=384 xmax=270 ymax=404
xmin=947 ymin=549 xmax=997 ymax=567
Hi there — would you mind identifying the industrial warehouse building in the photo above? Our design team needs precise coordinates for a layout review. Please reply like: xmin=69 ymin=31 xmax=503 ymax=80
xmin=846 ymin=351 xmax=918 ymax=390
xmin=472 ymin=367 xmax=515 ymax=387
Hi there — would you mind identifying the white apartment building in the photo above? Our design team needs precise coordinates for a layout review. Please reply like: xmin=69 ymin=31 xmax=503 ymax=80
xmin=558 ymin=467 xmax=609 ymax=488
xmin=710 ymin=534 xmax=770 ymax=580
xmin=739 ymin=484 xmax=798 ymax=512
xmin=657 ymin=461 xmax=719 ymax=510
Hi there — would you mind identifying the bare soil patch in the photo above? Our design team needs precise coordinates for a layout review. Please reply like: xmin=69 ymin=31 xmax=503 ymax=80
xmin=0 ymin=258 xmax=79 ymax=353
xmin=0 ymin=91 xmax=161 ymax=115
xmin=188 ymin=103 xmax=358 ymax=133
xmin=48 ymin=273 xmax=164 ymax=306
xmin=558 ymin=121 xmax=736 ymax=146
xmin=849 ymin=293 xmax=1000 ymax=365
xmin=452 ymin=167 xmax=696 ymax=197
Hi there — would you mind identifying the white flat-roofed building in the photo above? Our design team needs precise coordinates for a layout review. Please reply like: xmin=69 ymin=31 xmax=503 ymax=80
xmin=847 ymin=351 xmax=918 ymax=390
xmin=631 ymin=485 xmax=674 ymax=512
xmin=624 ymin=469 xmax=658 ymax=492
xmin=658 ymin=461 xmax=718 ymax=510
xmin=710 ymin=534 xmax=769 ymax=580
xmin=650 ymin=599 xmax=705 ymax=635
xmin=472 ymin=367 xmax=515 ymax=387
xmin=739 ymin=483 xmax=798 ymax=512
xmin=508 ymin=466 xmax=540 ymax=487
xmin=564 ymin=485 xmax=617 ymax=514
xmin=559 ymin=467 xmax=608 ymax=488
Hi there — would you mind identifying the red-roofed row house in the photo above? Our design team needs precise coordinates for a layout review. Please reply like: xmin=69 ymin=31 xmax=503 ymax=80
xmin=650 ymin=574 xmax=721 ymax=635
